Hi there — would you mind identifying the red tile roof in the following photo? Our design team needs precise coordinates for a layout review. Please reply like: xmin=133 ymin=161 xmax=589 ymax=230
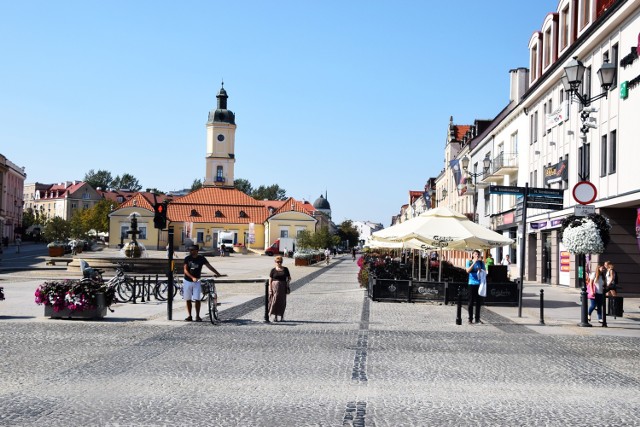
xmin=168 ymin=187 xmax=269 ymax=224
xmin=174 ymin=187 xmax=264 ymax=206
xmin=117 ymin=193 xmax=155 ymax=211
xmin=272 ymin=197 xmax=316 ymax=216
xmin=452 ymin=125 xmax=471 ymax=142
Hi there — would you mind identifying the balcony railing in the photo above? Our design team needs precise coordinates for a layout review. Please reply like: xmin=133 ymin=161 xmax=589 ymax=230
xmin=483 ymin=152 xmax=518 ymax=180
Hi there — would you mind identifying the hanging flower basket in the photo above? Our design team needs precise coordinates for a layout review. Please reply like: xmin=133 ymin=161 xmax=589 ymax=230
xmin=560 ymin=213 xmax=611 ymax=255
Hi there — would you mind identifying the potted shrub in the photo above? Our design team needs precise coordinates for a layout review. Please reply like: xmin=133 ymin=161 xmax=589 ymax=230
xmin=47 ymin=241 xmax=65 ymax=257
xmin=35 ymin=279 xmax=117 ymax=319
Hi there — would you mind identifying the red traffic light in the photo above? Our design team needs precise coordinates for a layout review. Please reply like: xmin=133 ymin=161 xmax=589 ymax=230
xmin=156 ymin=205 xmax=164 ymax=213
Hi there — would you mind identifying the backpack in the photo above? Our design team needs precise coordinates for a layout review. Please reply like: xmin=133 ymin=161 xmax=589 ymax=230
xmin=613 ymin=271 xmax=619 ymax=285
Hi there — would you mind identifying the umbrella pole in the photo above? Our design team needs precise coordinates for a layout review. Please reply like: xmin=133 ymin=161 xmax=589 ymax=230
xmin=438 ymin=250 xmax=443 ymax=282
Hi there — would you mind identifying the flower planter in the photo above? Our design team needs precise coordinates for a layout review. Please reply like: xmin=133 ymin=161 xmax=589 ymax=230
xmin=295 ymin=258 xmax=310 ymax=266
xmin=48 ymin=246 xmax=65 ymax=257
xmin=44 ymin=293 xmax=107 ymax=319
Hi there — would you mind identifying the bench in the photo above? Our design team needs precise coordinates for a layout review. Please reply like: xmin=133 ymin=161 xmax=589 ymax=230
xmin=46 ymin=257 xmax=74 ymax=266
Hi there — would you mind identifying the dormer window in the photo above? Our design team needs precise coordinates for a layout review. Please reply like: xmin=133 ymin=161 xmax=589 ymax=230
xmin=215 ymin=210 xmax=223 ymax=218
xmin=190 ymin=209 xmax=199 ymax=217
xmin=239 ymin=210 xmax=248 ymax=218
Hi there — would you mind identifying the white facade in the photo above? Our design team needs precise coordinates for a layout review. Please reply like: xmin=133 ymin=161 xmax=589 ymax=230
xmin=353 ymin=220 xmax=384 ymax=245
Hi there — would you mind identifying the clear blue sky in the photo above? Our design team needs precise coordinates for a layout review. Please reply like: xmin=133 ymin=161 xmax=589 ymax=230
xmin=1 ymin=0 xmax=558 ymax=227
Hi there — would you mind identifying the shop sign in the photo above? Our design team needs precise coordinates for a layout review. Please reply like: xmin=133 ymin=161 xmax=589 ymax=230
xmin=544 ymin=160 xmax=568 ymax=184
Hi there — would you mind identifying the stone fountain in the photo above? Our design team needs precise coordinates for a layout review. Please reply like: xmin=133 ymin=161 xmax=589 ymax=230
xmin=120 ymin=213 xmax=147 ymax=258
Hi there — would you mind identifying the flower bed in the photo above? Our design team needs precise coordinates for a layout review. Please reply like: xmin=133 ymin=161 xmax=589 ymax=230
xmin=35 ymin=279 xmax=116 ymax=317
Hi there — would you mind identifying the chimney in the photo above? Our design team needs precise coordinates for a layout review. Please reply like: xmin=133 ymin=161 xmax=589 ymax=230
xmin=509 ymin=68 xmax=530 ymax=102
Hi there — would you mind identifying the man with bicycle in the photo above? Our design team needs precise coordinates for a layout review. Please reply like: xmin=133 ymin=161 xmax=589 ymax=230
xmin=183 ymin=244 xmax=222 ymax=322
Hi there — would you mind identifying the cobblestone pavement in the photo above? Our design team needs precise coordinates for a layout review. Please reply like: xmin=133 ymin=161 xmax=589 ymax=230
xmin=1 ymin=258 xmax=639 ymax=426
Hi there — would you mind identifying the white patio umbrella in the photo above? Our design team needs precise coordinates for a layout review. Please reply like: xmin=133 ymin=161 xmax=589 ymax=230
xmin=372 ymin=206 xmax=513 ymax=281
xmin=372 ymin=206 xmax=513 ymax=249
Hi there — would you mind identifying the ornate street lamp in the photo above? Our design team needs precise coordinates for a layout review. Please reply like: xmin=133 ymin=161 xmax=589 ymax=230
xmin=561 ymin=56 xmax=616 ymax=106
xmin=561 ymin=56 xmax=615 ymax=327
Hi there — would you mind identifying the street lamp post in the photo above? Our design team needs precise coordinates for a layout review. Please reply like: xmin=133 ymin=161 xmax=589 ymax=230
xmin=432 ymin=188 xmax=447 ymax=208
xmin=561 ymin=56 xmax=615 ymax=327
xmin=460 ymin=156 xmax=491 ymax=223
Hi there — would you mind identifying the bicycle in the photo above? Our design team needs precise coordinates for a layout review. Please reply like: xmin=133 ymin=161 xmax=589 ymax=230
xmin=201 ymin=278 xmax=219 ymax=324
xmin=156 ymin=276 xmax=208 ymax=302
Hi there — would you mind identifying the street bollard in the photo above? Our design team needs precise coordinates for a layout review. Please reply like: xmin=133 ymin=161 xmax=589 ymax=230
xmin=456 ymin=284 xmax=462 ymax=325
xmin=264 ymin=279 xmax=271 ymax=323
xmin=132 ymin=277 xmax=137 ymax=304
xmin=578 ymin=286 xmax=591 ymax=327
xmin=539 ymin=289 xmax=545 ymax=325
xmin=602 ymin=294 xmax=608 ymax=327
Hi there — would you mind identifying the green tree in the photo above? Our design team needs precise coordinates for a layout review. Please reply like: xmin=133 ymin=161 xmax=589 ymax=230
xmin=296 ymin=230 xmax=314 ymax=249
xmin=84 ymin=169 xmax=114 ymax=190
xmin=22 ymin=208 xmax=36 ymax=232
xmin=252 ymin=184 xmax=286 ymax=201
xmin=69 ymin=211 xmax=88 ymax=238
xmin=296 ymin=227 xmax=334 ymax=249
xmin=313 ymin=226 xmax=334 ymax=249
xmin=112 ymin=173 xmax=142 ymax=191
xmin=84 ymin=199 xmax=116 ymax=233
xmin=234 ymin=178 xmax=253 ymax=195
xmin=43 ymin=217 xmax=71 ymax=242
xmin=191 ymin=179 xmax=203 ymax=191
xmin=337 ymin=220 xmax=360 ymax=248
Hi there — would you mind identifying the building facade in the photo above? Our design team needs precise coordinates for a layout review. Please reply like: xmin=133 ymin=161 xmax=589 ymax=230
xmin=0 ymin=154 xmax=27 ymax=243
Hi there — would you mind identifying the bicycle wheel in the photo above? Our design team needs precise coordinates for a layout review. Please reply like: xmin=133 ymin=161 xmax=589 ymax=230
xmin=208 ymin=286 xmax=219 ymax=323
xmin=200 ymin=281 xmax=208 ymax=301
xmin=155 ymin=280 xmax=168 ymax=301
xmin=116 ymin=278 xmax=134 ymax=302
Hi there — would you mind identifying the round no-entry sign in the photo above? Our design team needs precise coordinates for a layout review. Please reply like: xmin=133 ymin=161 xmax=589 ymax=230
xmin=573 ymin=181 xmax=597 ymax=205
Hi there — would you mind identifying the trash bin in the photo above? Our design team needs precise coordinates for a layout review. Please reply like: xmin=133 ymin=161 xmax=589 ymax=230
xmin=607 ymin=296 xmax=624 ymax=318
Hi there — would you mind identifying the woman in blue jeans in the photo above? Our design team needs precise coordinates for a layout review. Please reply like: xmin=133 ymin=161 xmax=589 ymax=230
xmin=465 ymin=250 xmax=485 ymax=324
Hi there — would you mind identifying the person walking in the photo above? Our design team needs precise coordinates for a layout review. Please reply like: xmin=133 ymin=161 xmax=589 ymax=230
xmin=352 ymin=247 xmax=356 ymax=261
xmin=588 ymin=263 xmax=606 ymax=322
xmin=324 ymin=248 xmax=331 ymax=265
xmin=183 ymin=244 xmax=222 ymax=322
xmin=465 ymin=250 xmax=486 ymax=324
xmin=604 ymin=260 xmax=618 ymax=297
xmin=485 ymin=253 xmax=494 ymax=267
xmin=15 ymin=236 xmax=22 ymax=253
xmin=269 ymin=255 xmax=291 ymax=322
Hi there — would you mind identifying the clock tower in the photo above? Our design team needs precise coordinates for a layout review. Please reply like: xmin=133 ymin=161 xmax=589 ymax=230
xmin=204 ymin=82 xmax=236 ymax=187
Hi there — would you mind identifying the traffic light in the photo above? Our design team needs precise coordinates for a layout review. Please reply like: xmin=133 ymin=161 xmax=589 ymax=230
xmin=154 ymin=202 xmax=167 ymax=229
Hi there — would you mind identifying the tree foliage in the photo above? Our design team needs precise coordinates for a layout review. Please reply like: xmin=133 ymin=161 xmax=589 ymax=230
xmin=234 ymin=178 xmax=253 ymax=195
xmin=112 ymin=173 xmax=142 ymax=191
xmin=337 ymin=220 xmax=360 ymax=248
xmin=191 ymin=179 xmax=203 ymax=191
xmin=84 ymin=169 xmax=114 ymax=190
xmin=43 ymin=217 xmax=71 ymax=242
xmin=234 ymin=178 xmax=286 ymax=200
xmin=296 ymin=227 xmax=335 ymax=250
xmin=252 ymin=184 xmax=287 ymax=201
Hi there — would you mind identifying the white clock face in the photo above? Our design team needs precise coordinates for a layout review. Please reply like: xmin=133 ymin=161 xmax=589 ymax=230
xmin=217 ymin=134 xmax=225 ymax=142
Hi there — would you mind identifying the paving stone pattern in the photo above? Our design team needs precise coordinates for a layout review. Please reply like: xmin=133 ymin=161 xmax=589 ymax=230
xmin=1 ymin=259 xmax=639 ymax=426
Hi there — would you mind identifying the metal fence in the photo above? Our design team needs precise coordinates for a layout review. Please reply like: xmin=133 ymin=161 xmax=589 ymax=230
xmin=368 ymin=277 xmax=518 ymax=306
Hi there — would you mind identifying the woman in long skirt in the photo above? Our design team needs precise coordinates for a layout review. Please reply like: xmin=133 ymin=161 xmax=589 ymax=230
xmin=269 ymin=255 xmax=291 ymax=322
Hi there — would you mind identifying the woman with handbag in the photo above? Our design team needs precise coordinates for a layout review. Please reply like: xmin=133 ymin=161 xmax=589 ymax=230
xmin=587 ymin=263 xmax=606 ymax=322
xmin=269 ymin=255 xmax=291 ymax=322
xmin=465 ymin=250 xmax=486 ymax=324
